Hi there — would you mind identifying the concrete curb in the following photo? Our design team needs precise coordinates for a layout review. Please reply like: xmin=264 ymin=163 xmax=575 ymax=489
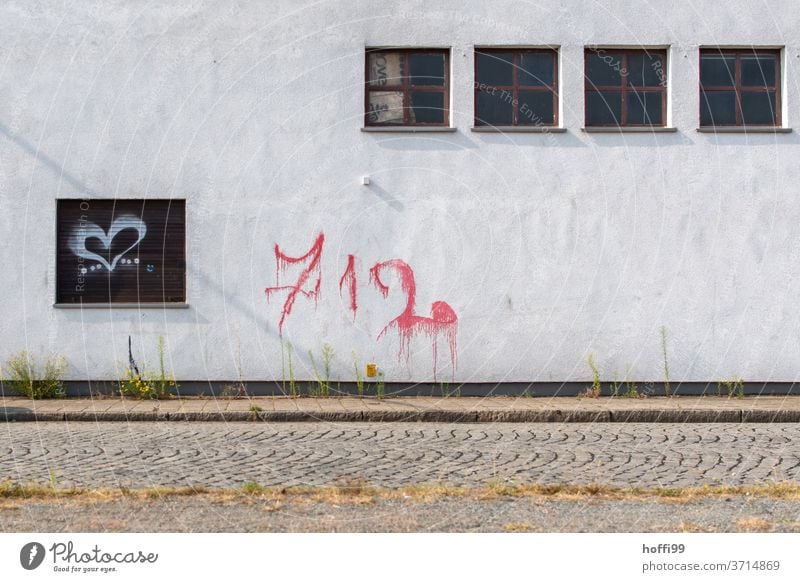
xmin=2 ymin=408 xmax=800 ymax=423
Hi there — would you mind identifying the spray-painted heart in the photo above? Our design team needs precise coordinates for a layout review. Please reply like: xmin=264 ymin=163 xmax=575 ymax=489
xmin=69 ymin=215 xmax=147 ymax=272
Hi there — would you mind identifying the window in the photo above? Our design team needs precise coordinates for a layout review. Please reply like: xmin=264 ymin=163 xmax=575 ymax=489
xmin=584 ymin=48 xmax=667 ymax=127
xmin=56 ymin=199 xmax=186 ymax=304
xmin=700 ymin=48 xmax=781 ymax=127
xmin=474 ymin=49 xmax=558 ymax=127
xmin=365 ymin=49 xmax=449 ymax=126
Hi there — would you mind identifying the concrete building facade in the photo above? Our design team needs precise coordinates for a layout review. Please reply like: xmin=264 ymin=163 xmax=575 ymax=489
xmin=1 ymin=1 xmax=799 ymax=393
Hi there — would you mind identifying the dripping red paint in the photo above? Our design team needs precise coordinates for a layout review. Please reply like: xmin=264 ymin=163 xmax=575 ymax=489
xmin=264 ymin=233 xmax=324 ymax=335
xmin=369 ymin=259 xmax=458 ymax=380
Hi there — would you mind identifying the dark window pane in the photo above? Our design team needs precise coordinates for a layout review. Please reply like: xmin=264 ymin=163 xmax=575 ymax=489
xmin=700 ymin=91 xmax=737 ymax=125
xmin=700 ymin=54 xmax=735 ymax=87
xmin=627 ymin=91 xmax=663 ymax=125
xmin=409 ymin=92 xmax=444 ymax=123
xmin=409 ymin=53 xmax=445 ymax=86
xmin=368 ymin=52 xmax=405 ymax=86
xmin=742 ymin=91 xmax=777 ymax=125
xmin=741 ymin=55 xmax=776 ymax=87
xmin=518 ymin=91 xmax=554 ymax=125
xmin=628 ymin=53 xmax=665 ymax=87
xmin=519 ymin=53 xmax=554 ymax=86
xmin=586 ymin=91 xmax=622 ymax=125
xmin=367 ymin=91 xmax=404 ymax=124
xmin=476 ymin=52 xmax=513 ymax=86
xmin=586 ymin=52 xmax=622 ymax=86
xmin=476 ymin=89 xmax=513 ymax=125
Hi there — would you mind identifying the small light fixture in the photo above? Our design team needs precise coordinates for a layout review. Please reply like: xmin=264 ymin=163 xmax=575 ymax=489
xmin=361 ymin=176 xmax=370 ymax=186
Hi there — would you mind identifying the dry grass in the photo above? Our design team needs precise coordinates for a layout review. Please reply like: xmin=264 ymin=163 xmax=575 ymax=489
xmin=677 ymin=521 xmax=711 ymax=533
xmin=503 ymin=522 xmax=537 ymax=532
xmin=3 ymin=478 xmax=800 ymax=505
xmin=735 ymin=516 xmax=772 ymax=532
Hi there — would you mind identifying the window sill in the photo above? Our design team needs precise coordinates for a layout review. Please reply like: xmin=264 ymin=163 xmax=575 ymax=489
xmin=581 ymin=127 xmax=678 ymax=133
xmin=361 ymin=127 xmax=457 ymax=133
xmin=696 ymin=127 xmax=792 ymax=134
xmin=54 ymin=303 xmax=190 ymax=309
xmin=471 ymin=126 xmax=567 ymax=133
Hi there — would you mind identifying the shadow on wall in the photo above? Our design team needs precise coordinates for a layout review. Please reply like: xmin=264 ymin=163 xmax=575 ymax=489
xmin=0 ymin=121 xmax=103 ymax=197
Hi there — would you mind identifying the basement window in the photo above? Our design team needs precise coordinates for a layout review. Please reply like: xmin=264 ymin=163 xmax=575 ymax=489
xmin=56 ymin=199 xmax=186 ymax=304
xmin=365 ymin=48 xmax=450 ymax=126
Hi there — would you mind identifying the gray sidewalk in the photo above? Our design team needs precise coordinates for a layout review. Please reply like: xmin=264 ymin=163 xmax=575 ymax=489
xmin=3 ymin=395 xmax=800 ymax=422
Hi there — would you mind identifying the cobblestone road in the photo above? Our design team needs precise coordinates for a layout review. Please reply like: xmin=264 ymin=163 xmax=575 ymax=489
xmin=2 ymin=423 xmax=800 ymax=489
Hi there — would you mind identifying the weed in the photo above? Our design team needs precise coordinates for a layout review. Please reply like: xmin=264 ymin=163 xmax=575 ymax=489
xmin=242 ymin=482 xmax=267 ymax=495
xmin=3 ymin=351 xmax=67 ymax=399
xmin=286 ymin=342 xmax=296 ymax=397
xmin=118 ymin=368 xmax=157 ymax=399
xmin=49 ymin=470 xmax=57 ymax=491
xmin=624 ymin=365 xmax=639 ymax=398
xmin=353 ymin=352 xmax=365 ymax=397
xmin=660 ymin=326 xmax=671 ymax=397
xmin=611 ymin=372 xmax=622 ymax=397
xmin=581 ymin=354 xmax=602 ymax=398
xmin=718 ymin=378 xmax=744 ymax=398
xmin=375 ymin=372 xmax=385 ymax=399
xmin=321 ymin=343 xmax=334 ymax=396
xmin=220 ymin=384 xmax=247 ymax=398
xmin=154 ymin=336 xmax=178 ymax=397
xmin=118 ymin=337 xmax=176 ymax=400
xmin=249 ymin=405 xmax=263 ymax=413
xmin=308 ymin=349 xmax=329 ymax=397
xmin=440 ymin=380 xmax=450 ymax=397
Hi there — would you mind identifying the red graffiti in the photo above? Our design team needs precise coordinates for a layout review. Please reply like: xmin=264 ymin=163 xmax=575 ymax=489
xmin=369 ymin=259 xmax=458 ymax=380
xmin=264 ymin=233 xmax=324 ymax=335
xmin=338 ymin=254 xmax=358 ymax=319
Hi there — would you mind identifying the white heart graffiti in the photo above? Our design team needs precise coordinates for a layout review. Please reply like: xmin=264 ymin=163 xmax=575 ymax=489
xmin=69 ymin=215 xmax=148 ymax=272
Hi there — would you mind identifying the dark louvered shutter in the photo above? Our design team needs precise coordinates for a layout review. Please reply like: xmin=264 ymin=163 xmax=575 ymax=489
xmin=56 ymin=199 xmax=186 ymax=304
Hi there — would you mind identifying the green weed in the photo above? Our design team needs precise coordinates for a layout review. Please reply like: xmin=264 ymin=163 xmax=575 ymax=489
xmin=661 ymin=326 xmax=671 ymax=397
xmin=3 ymin=351 xmax=67 ymax=399
xmin=353 ymin=352 xmax=365 ymax=397
xmin=375 ymin=372 xmax=385 ymax=399
xmin=581 ymin=353 xmax=602 ymax=398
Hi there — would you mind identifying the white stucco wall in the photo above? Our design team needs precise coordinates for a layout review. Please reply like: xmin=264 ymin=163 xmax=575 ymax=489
xmin=1 ymin=0 xmax=799 ymax=385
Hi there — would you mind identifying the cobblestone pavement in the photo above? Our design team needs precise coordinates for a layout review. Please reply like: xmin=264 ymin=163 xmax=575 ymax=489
xmin=2 ymin=423 xmax=800 ymax=489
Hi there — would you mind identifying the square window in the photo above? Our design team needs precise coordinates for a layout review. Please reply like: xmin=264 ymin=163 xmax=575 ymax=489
xmin=365 ymin=49 xmax=449 ymax=126
xmin=474 ymin=48 xmax=558 ymax=127
xmin=584 ymin=48 xmax=667 ymax=127
xmin=699 ymin=48 xmax=781 ymax=127
xmin=56 ymin=199 xmax=186 ymax=304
